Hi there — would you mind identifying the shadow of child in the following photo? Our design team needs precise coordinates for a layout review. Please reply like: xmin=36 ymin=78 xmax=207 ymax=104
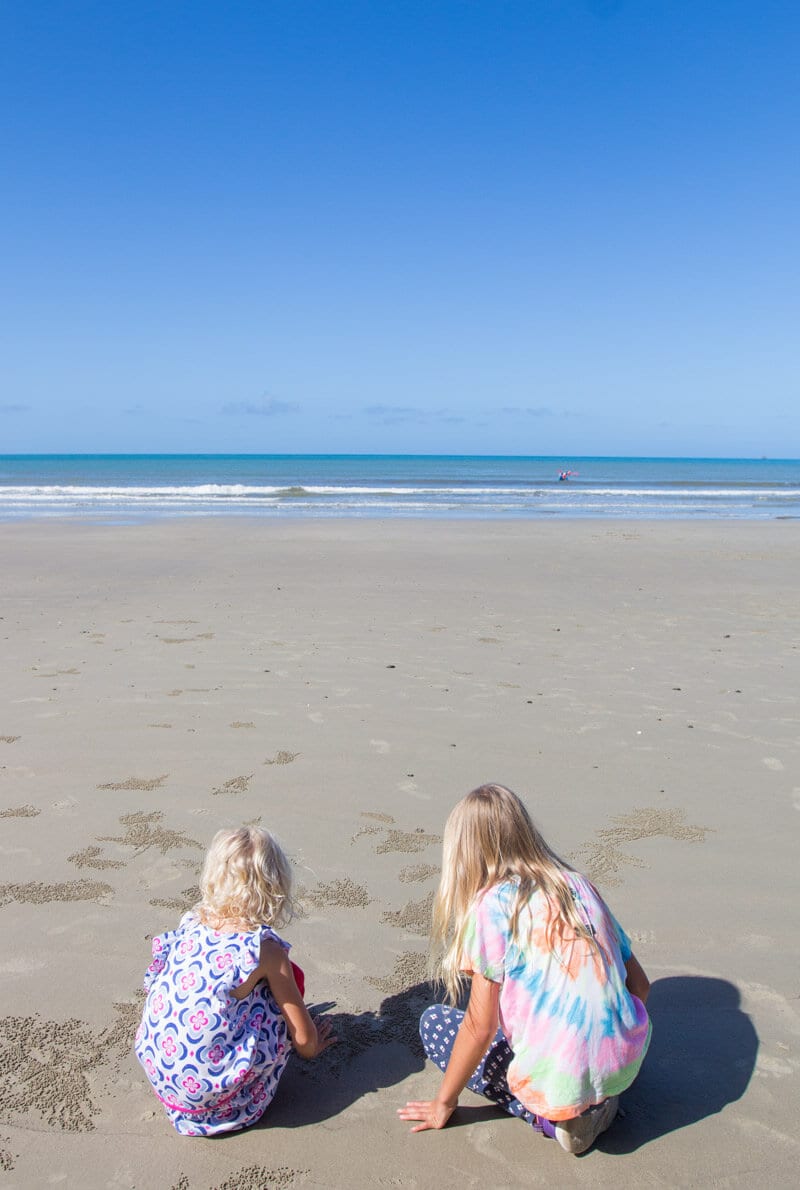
xmin=256 ymin=980 xmax=438 ymax=1129
xmin=598 ymin=974 xmax=759 ymax=1154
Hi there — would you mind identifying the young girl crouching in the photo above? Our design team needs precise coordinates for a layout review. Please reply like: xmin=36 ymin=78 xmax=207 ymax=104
xmin=398 ymin=784 xmax=651 ymax=1154
xmin=135 ymin=826 xmax=335 ymax=1135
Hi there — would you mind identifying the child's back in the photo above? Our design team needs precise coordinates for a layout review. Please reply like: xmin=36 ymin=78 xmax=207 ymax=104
xmin=136 ymin=913 xmax=291 ymax=1135
xmin=135 ymin=825 xmax=334 ymax=1136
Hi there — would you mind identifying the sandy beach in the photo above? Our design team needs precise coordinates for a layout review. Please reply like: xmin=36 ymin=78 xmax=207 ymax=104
xmin=1 ymin=517 xmax=798 ymax=1189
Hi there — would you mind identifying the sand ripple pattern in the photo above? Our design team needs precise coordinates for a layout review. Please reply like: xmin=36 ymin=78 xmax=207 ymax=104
xmin=0 ymin=999 xmax=140 ymax=1132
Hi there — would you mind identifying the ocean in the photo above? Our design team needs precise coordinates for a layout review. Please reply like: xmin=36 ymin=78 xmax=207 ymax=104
xmin=0 ymin=455 xmax=798 ymax=521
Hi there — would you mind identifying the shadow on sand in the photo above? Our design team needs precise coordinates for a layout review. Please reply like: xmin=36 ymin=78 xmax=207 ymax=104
xmin=598 ymin=975 xmax=759 ymax=1154
xmin=228 ymin=973 xmax=757 ymax=1148
xmin=255 ymin=980 xmax=437 ymax=1129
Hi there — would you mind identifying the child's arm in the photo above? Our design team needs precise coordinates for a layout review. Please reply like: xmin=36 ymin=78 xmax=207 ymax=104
xmin=234 ymin=939 xmax=335 ymax=1058
xmin=625 ymin=952 xmax=650 ymax=1005
xmin=397 ymin=972 xmax=500 ymax=1132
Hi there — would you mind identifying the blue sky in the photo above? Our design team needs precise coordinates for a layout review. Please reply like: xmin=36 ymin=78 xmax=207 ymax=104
xmin=1 ymin=0 xmax=797 ymax=457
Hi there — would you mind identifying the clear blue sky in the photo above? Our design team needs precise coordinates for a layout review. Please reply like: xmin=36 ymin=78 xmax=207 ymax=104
xmin=1 ymin=0 xmax=797 ymax=457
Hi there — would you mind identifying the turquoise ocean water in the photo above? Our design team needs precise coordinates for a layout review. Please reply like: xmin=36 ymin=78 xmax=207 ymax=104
xmin=1 ymin=455 xmax=799 ymax=521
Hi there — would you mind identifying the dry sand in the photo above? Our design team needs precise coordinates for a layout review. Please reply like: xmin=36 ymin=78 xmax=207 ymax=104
xmin=0 ymin=518 xmax=798 ymax=1189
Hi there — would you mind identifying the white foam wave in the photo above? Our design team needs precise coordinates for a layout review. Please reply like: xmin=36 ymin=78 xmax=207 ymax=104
xmin=0 ymin=483 xmax=797 ymax=502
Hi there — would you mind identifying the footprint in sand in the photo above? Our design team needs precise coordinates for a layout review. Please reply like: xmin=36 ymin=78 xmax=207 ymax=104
xmin=370 ymin=739 xmax=391 ymax=755
xmin=0 ymin=736 xmax=20 ymax=744
xmin=763 ymin=757 xmax=784 ymax=772
xmin=0 ymin=805 xmax=40 ymax=819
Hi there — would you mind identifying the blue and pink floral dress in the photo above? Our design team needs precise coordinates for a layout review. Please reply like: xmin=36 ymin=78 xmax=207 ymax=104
xmin=135 ymin=913 xmax=291 ymax=1135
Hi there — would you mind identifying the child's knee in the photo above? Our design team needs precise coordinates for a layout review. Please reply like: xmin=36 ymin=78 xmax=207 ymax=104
xmin=419 ymin=1004 xmax=440 ymax=1041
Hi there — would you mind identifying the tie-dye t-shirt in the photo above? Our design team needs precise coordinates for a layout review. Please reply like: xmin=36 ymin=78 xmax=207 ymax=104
xmin=460 ymin=875 xmax=651 ymax=1121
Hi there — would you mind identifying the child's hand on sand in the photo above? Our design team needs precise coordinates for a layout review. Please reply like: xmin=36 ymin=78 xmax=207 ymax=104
xmin=397 ymin=1098 xmax=456 ymax=1132
xmin=310 ymin=1016 xmax=337 ymax=1057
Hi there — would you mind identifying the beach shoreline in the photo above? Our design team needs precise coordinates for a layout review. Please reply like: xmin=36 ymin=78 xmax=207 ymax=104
xmin=1 ymin=518 xmax=798 ymax=1187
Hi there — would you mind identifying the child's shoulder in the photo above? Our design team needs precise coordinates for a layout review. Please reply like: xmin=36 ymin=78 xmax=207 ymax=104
xmin=474 ymin=879 xmax=519 ymax=915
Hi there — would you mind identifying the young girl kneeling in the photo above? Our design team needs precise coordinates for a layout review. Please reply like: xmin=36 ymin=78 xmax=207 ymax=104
xmin=398 ymin=784 xmax=651 ymax=1154
xmin=135 ymin=826 xmax=334 ymax=1135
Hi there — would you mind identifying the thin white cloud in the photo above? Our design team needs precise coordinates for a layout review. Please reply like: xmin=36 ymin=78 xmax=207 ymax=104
xmin=363 ymin=405 xmax=465 ymax=426
xmin=221 ymin=397 xmax=299 ymax=417
xmin=498 ymin=406 xmax=554 ymax=418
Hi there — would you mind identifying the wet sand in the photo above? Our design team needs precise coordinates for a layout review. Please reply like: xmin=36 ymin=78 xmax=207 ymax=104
xmin=1 ymin=518 xmax=798 ymax=1188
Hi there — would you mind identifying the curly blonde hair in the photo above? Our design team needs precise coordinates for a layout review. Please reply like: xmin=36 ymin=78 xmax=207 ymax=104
xmin=195 ymin=826 xmax=294 ymax=930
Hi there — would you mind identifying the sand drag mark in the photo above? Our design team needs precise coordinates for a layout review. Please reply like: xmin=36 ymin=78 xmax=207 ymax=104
xmin=399 ymin=863 xmax=439 ymax=883
xmin=97 ymin=775 xmax=169 ymax=792
xmin=0 ymin=804 xmax=39 ymax=818
xmin=572 ymin=806 xmax=712 ymax=887
xmin=149 ymin=884 xmax=200 ymax=912
xmin=211 ymin=774 xmax=253 ymax=796
xmin=299 ymin=877 xmax=372 ymax=910
xmin=381 ymin=891 xmax=434 ymax=935
xmin=264 ymin=750 xmax=299 ymax=765
xmin=170 ymin=1164 xmax=308 ymax=1190
xmin=68 ymin=845 xmax=126 ymax=871
xmin=0 ymin=879 xmax=113 ymax=908
xmin=367 ymin=951 xmax=428 ymax=995
xmin=98 ymin=810 xmax=201 ymax=857
xmin=158 ymin=632 xmax=214 ymax=644
xmin=375 ymin=827 xmax=441 ymax=855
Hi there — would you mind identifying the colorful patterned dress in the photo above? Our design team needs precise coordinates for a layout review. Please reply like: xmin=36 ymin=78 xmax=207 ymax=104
xmin=135 ymin=913 xmax=291 ymax=1135
xmin=460 ymin=875 xmax=651 ymax=1121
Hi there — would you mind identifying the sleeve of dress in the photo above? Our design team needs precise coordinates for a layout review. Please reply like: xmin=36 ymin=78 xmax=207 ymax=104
xmin=143 ymin=930 xmax=173 ymax=990
xmin=459 ymin=887 xmax=510 ymax=982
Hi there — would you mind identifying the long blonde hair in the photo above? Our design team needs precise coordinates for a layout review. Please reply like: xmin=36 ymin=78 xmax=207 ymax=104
xmin=195 ymin=826 xmax=294 ymax=931
xmin=432 ymin=784 xmax=598 ymax=1002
